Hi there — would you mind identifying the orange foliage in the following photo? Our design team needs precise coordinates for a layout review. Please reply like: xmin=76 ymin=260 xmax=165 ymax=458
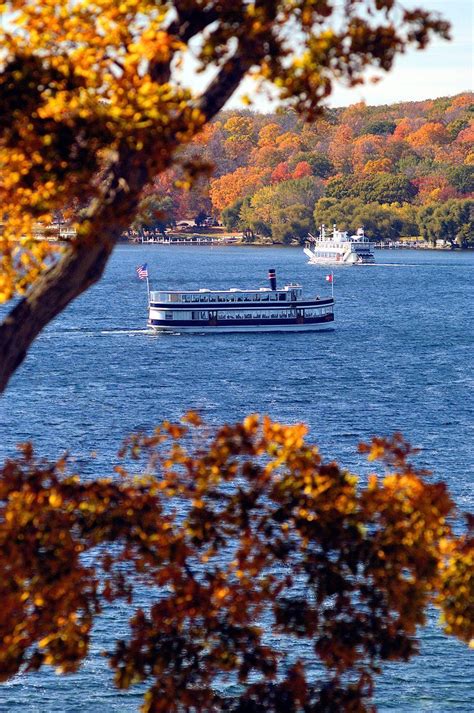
xmin=352 ymin=134 xmax=385 ymax=172
xmin=414 ymin=175 xmax=458 ymax=203
xmin=192 ymin=122 xmax=222 ymax=146
xmin=276 ymin=131 xmax=302 ymax=154
xmin=456 ymin=123 xmax=474 ymax=144
xmin=209 ymin=167 xmax=270 ymax=211
xmin=407 ymin=122 xmax=449 ymax=148
xmin=449 ymin=94 xmax=473 ymax=110
xmin=328 ymin=125 xmax=354 ymax=172
xmin=249 ymin=144 xmax=283 ymax=168
xmin=292 ymin=161 xmax=313 ymax=179
xmin=257 ymin=123 xmax=284 ymax=147
xmin=392 ymin=117 xmax=424 ymax=141
xmin=271 ymin=161 xmax=292 ymax=183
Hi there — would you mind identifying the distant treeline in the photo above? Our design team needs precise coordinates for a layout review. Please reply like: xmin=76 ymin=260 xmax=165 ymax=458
xmin=135 ymin=93 xmax=473 ymax=246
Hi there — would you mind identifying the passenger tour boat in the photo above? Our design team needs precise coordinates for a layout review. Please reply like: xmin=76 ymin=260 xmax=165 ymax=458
xmin=304 ymin=224 xmax=375 ymax=265
xmin=147 ymin=269 xmax=335 ymax=333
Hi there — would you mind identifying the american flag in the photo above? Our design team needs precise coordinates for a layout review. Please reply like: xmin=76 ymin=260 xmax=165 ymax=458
xmin=136 ymin=263 xmax=148 ymax=280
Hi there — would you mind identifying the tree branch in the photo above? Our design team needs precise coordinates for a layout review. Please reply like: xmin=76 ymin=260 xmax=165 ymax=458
xmin=168 ymin=5 xmax=219 ymax=43
xmin=197 ymin=53 xmax=254 ymax=122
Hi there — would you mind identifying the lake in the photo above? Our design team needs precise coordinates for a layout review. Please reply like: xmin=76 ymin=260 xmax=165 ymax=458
xmin=1 ymin=245 xmax=473 ymax=711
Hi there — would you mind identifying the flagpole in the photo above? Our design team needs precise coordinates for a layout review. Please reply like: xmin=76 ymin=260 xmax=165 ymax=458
xmin=146 ymin=273 xmax=150 ymax=305
xmin=331 ymin=271 xmax=334 ymax=298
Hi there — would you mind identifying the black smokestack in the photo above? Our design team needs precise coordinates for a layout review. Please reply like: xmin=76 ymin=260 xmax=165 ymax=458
xmin=268 ymin=268 xmax=277 ymax=291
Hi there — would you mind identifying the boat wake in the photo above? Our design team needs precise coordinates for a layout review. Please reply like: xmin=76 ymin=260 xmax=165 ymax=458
xmin=99 ymin=328 xmax=154 ymax=336
xmin=369 ymin=262 xmax=423 ymax=267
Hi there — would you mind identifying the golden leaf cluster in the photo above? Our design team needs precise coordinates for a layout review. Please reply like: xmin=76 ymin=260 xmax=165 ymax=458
xmin=0 ymin=1 xmax=203 ymax=300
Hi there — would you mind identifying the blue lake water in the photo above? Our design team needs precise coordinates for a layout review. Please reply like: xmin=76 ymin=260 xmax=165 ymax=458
xmin=1 ymin=245 xmax=473 ymax=711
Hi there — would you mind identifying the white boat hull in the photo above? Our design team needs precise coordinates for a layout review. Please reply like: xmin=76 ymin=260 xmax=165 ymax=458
xmin=149 ymin=322 xmax=334 ymax=334
xmin=304 ymin=249 xmax=371 ymax=265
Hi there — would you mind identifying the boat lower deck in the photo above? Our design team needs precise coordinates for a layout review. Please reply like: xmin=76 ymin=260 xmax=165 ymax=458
xmin=148 ymin=314 xmax=334 ymax=333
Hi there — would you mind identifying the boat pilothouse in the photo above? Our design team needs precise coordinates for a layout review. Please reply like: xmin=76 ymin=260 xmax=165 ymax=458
xmin=148 ymin=269 xmax=335 ymax=333
xmin=304 ymin=224 xmax=375 ymax=265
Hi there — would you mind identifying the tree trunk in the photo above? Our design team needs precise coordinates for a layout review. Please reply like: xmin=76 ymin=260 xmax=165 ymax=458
xmin=0 ymin=236 xmax=116 ymax=393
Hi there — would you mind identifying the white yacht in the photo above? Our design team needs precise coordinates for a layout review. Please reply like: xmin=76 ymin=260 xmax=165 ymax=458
xmin=148 ymin=269 xmax=334 ymax=333
xmin=304 ymin=224 xmax=375 ymax=265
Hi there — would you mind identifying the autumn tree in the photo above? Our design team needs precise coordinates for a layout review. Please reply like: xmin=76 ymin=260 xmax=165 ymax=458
xmin=257 ymin=122 xmax=285 ymax=149
xmin=339 ymin=101 xmax=369 ymax=134
xmin=328 ymin=125 xmax=355 ymax=173
xmin=351 ymin=134 xmax=385 ymax=173
xmin=414 ymin=174 xmax=457 ymax=204
xmin=210 ymin=166 xmax=271 ymax=212
xmin=241 ymin=176 xmax=322 ymax=241
xmin=292 ymin=161 xmax=313 ymax=180
xmin=0 ymin=416 xmax=472 ymax=712
xmin=363 ymin=157 xmax=392 ymax=174
xmin=392 ymin=117 xmax=424 ymax=142
xmin=406 ymin=121 xmax=449 ymax=158
xmin=271 ymin=161 xmax=293 ymax=184
xmin=222 ymin=115 xmax=256 ymax=164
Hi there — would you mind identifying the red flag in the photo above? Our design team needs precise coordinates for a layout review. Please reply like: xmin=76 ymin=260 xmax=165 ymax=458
xmin=325 ymin=274 xmax=333 ymax=283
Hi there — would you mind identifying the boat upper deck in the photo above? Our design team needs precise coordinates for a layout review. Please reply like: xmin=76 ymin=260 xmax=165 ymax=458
xmin=149 ymin=284 xmax=305 ymax=304
xmin=307 ymin=226 xmax=374 ymax=246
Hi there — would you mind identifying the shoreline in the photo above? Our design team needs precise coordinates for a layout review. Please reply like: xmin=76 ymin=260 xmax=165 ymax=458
xmin=124 ymin=239 xmax=472 ymax=251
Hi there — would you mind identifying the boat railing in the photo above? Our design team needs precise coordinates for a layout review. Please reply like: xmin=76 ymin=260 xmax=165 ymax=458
xmin=149 ymin=291 xmax=182 ymax=303
xmin=150 ymin=290 xmax=305 ymax=304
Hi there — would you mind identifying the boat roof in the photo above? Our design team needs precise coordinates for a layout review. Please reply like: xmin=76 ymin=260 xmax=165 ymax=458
xmin=151 ymin=284 xmax=302 ymax=294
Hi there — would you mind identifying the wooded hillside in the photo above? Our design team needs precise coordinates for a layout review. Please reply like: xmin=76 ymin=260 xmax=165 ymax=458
xmin=143 ymin=93 xmax=473 ymax=245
